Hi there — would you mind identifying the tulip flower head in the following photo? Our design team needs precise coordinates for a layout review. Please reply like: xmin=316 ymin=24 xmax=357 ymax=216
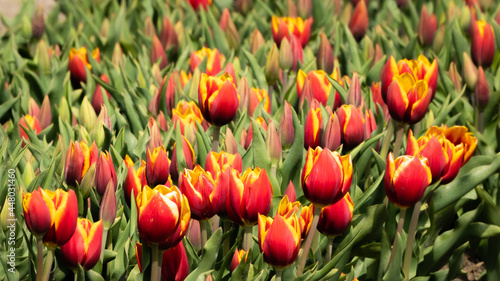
xmin=271 ymin=16 xmax=313 ymax=47
xmin=190 ymin=47 xmax=225 ymax=76
xmin=385 ymin=153 xmax=432 ymax=208
xmin=248 ymin=87 xmax=271 ymax=116
xmin=276 ymin=195 xmax=301 ymax=218
xmin=22 ymin=188 xmax=54 ymax=237
xmin=297 ymin=69 xmax=342 ymax=107
xmin=172 ymin=100 xmax=205 ymax=143
xmin=349 ymin=0 xmax=368 ymax=41
xmin=230 ymin=249 xmax=247 ymax=272
xmin=205 ymin=150 xmax=243 ymax=178
xmin=188 ymin=0 xmax=212 ymax=10
xmin=64 ymin=141 xmax=98 ymax=186
xmin=198 ymin=73 xmax=240 ymax=127
xmin=304 ymin=106 xmax=323 ymax=149
xmin=170 ymin=136 xmax=196 ymax=181
xmin=124 ymin=156 xmax=147 ymax=206
xmin=336 ymin=105 xmax=366 ymax=150
xmin=418 ymin=5 xmax=437 ymax=46
xmin=146 ymin=146 xmax=171 ymax=187
xmin=471 ymin=20 xmax=496 ymax=68
xmin=302 ymin=147 xmax=353 ymax=207
xmin=60 ymin=219 xmax=103 ymax=270
xmin=68 ymin=47 xmax=99 ymax=85
xmin=19 ymin=115 xmax=42 ymax=144
xmin=258 ymin=213 xmax=301 ymax=269
xmin=299 ymin=204 xmax=314 ymax=238
xmin=135 ymin=241 xmax=189 ymax=280
xmin=317 ymin=193 xmax=354 ymax=237
xmin=95 ymin=151 xmax=117 ymax=196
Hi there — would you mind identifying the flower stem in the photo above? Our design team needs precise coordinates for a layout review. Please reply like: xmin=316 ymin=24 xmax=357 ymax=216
xmin=393 ymin=123 xmax=405 ymax=158
xmin=271 ymin=165 xmax=277 ymax=179
xmin=243 ymin=225 xmax=253 ymax=252
xmin=380 ymin=119 xmax=395 ymax=160
xmin=150 ymin=243 xmax=161 ymax=281
xmin=212 ymin=215 xmax=220 ymax=233
xmin=223 ymin=221 xmax=231 ymax=257
xmin=212 ymin=126 xmax=221 ymax=153
xmin=324 ymin=237 xmax=334 ymax=263
xmin=386 ymin=208 xmax=406 ymax=272
xmin=42 ymin=247 xmax=55 ymax=281
xmin=297 ymin=206 xmax=321 ymax=276
xmin=283 ymin=70 xmax=289 ymax=93
xmin=100 ymin=228 xmax=109 ymax=263
xmin=275 ymin=268 xmax=283 ymax=281
xmin=403 ymin=201 xmax=422 ymax=281
xmin=36 ymin=237 xmax=44 ymax=281
xmin=201 ymin=220 xmax=208 ymax=251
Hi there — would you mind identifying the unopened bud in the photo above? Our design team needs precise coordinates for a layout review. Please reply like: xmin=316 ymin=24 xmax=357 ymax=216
xmin=279 ymin=38 xmax=293 ymax=71
xmin=144 ymin=16 xmax=156 ymax=38
xmin=317 ymin=33 xmax=334 ymax=73
xmin=112 ymin=42 xmax=124 ymax=67
xmin=265 ymin=44 xmax=280 ymax=85
xmin=250 ymin=29 xmax=265 ymax=54
xmin=463 ymin=52 xmax=478 ymax=89
xmin=36 ymin=39 xmax=51 ymax=75
xmin=80 ymin=164 xmax=96 ymax=198
xmin=267 ymin=122 xmax=282 ymax=166
xmin=321 ymin=113 xmax=341 ymax=151
xmin=32 ymin=5 xmax=45 ymax=39
xmin=298 ymin=0 xmax=312 ymax=19
xmin=279 ymin=101 xmax=295 ymax=149
xmin=39 ymin=95 xmax=52 ymax=130
xmin=225 ymin=128 xmax=239 ymax=154
xmin=238 ymin=77 xmax=249 ymax=111
xmin=448 ymin=62 xmax=462 ymax=92
xmin=100 ymin=181 xmax=117 ymax=230
xmin=475 ymin=66 xmax=489 ymax=110
xmin=79 ymin=96 xmax=97 ymax=132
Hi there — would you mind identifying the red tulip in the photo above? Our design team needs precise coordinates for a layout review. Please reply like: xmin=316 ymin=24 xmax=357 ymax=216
xmin=19 ymin=115 xmax=42 ymax=144
xmin=91 ymin=74 xmax=111 ymax=115
xmin=161 ymin=242 xmax=189 ymax=281
xmin=64 ymin=141 xmax=98 ymax=186
xmin=299 ymin=204 xmax=314 ymax=238
xmin=248 ymin=88 xmax=271 ymax=116
xmin=205 ymin=150 xmax=243 ymax=178
xmin=317 ymin=193 xmax=354 ymax=237
xmin=190 ymin=48 xmax=224 ymax=76
xmin=471 ymin=20 xmax=496 ymax=68
xmin=230 ymin=249 xmax=247 ymax=272
xmin=349 ymin=0 xmax=368 ymax=41
xmin=68 ymin=47 xmax=99 ymax=85
xmin=198 ymin=73 xmax=240 ymax=127
xmin=418 ymin=5 xmax=437 ymax=46
xmin=336 ymin=105 xmax=366 ymax=150
xmin=279 ymin=101 xmax=295 ymax=149
xmin=22 ymin=188 xmax=53 ymax=237
xmin=95 ymin=151 xmax=117 ymax=196
xmin=304 ymin=106 xmax=323 ymax=149
xmin=188 ymin=0 xmax=212 ymax=10
xmin=146 ymin=146 xmax=171 ymax=187
xmin=60 ymin=219 xmax=103 ymax=270
xmin=124 ymin=155 xmax=147 ymax=206
xmin=271 ymin=16 xmax=313 ymax=47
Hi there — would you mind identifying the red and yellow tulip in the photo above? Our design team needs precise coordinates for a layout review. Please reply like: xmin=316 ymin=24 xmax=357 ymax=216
xmin=64 ymin=141 xmax=98 ymax=186
xmin=336 ymin=105 xmax=366 ymax=151
xmin=146 ymin=146 xmax=171 ymax=187
xmin=22 ymin=188 xmax=54 ymax=237
xmin=279 ymin=101 xmax=295 ymax=149
xmin=471 ymin=20 xmax=495 ymax=68
xmin=68 ymin=47 xmax=100 ymax=85
xmin=299 ymin=204 xmax=314 ymax=239
xmin=205 ymin=150 xmax=243 ymax=178
xmin=124 ymin=156 xmax=147 ymax=206
xmin=271 ymin=16 xmax=313 ymax=47
xmin=304 ymin=106 xmax=323 ymax=149
xmin=317 ymin=193 xmax=354 ymax=237
xmin=418 ymin=5 xmax=437 ymax=46
xmin=172 ymin=100 xmax=205 ymax=143
xmin=187 ymin=0 xmax=212 ymax=10
xmin=230 ymin=249 xmax=247 ymax=272
xmin=296 ymin=69 xmax=342 ymax=108
xmin=190 ymin=47 xmax=225 ymax=76
xmin=19 ymin=115 xmax=42 ymax=144
xmin=248 ymin=87 xmax=271 ymax=116
xmin=198 ymin=73 xmax=240 ymax=127
xmin=95 ymin=151 xmax=117 ymax=196
xmin=135 ymin=241 xmax=189 ymax=281
xmin=349 ymin=0 xmax=368 ymax=41
xmin=60 ymin=219 xmax=103 ymax=270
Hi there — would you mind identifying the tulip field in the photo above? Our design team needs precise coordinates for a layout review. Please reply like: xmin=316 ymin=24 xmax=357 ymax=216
xmin=2 ymin=0 xmax=500 ymax=280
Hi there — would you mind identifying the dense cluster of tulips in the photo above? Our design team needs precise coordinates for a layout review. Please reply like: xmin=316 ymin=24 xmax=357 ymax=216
xmin=1 ymin=0 xmax=500 ymax=280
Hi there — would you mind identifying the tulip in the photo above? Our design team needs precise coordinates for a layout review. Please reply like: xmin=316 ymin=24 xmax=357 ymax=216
xmin=304 ymin=106 xmax=323 ymax=149
xmin=297 ymin=69 xmax=341 ymax=107
xmin=136 ymin=185 xmax=191 ymax=246
xmin=172 ymin=100 xmax=205 ymax=143
xmin=321 ymin=112 xmax=341 ymax=151
xmin=205 ymin=150 xmax=243 ymax=178
xmin=248 ymin=88 xmax=271 ymax=116
xmin=230 ymin=249 xmax=247 ymax=272
xmin=22 ymin=188 xmax=53 ymax=237
xmin=188 ymin=0 xmax=211 ymax=10
xmin=371 ymin=82 xmax=389 ymax=120
xmin=160 ymin=16 xmax=179 ymax=52
xmin=299 ymin=204 xmax=314 ymax=238
xmin=190 ymin=48 xmax=224 ymax=76
xmin=317 ymin=193 xmax=354 ymax=237
xmin=271 ymin=16 xmax=313 ymax=47
xmin=279 ymin=102 xmax=295 ymax=149
xmin=68 ymin=47 xmax=99 ymax=86
xmin=346 ymin=72 xmax=365 ymax=107
xmin=60 ymin=219 xmax=103 ymax=270
xmin=336 ymin=105 xmax=366 ymax=150
xmin=163 ymin=73 xmax=179 ymax=117
xmin=64 ymin=141 xmax=98 ymax=186
xmin=475 ymin=66 xmax=489 ymax=110
xmin=448 ymin=62 xmax=462 ymax=92
xmin=92 ymin=74 xmax=111 ymax=115
xmin=220 ymin=9 xmax=240 ymax=50
xmin=124 ymin=156 xmax=147 ymax=205
xmin=226 ymin=168 xmax=273 ymax=225
xmin=258 ymin=213 xmax=301 ymax=269
xmin=349 ymin=0 xmax=368 ymax=41
xmin=180 ymin=165 xmax=226 ymax=220
xmin=161 ymin=242 xmax=189 ymax=281
xmin=94 ymin=151 xmax=117 ymax=196
xmin=386 ymin=73 xmax=432 ymax=124
xmin=19 ymin=115 xmax=42 ymax=144
xmin=242 ymin=117 xmax=268 ymax=150
xmin=289 ymin=36 xmax=304 ymax=71
xmin=265 ymin=44 xmax=280 ymax=85
xmin=147 ymin=117 xmax=163 ymax=151
xmin=298 ymin=0 xmax=313 ymax=19
xmin=198 ymin=73 xmax=240 ymax=127
xmin=32 ymin=4 xmax=45 ymax=39
xmin=302 ymin=147 xmax=353 ymax=207
xmin=385 ymin=153 xmax=432 ymax=208
xmin=471 ymin=20 xmax=496 ymax=68
xmin=267 ymin=122 xmax=282 ymax=166
xmin=418 ymin=5 xmax=437 ymax=46
xmin=463 ymin=52 xmax=478 ymax=89
xmin=146 ymin=146 xmax=171 ymax=187
xmin=250 ymin=29 xmax=265 ymax=54
xmin=279 ymin=38 xmax=293 ymax=72
xmin=284 ymin=181 xmax=297 ymax=202
xmin=151 ymin=35 xmax=168 ymax=69
xmin=276 ymin=195 xmax=300 ymax=219
xmin=317 ymin=33 xmax=334 ymax=74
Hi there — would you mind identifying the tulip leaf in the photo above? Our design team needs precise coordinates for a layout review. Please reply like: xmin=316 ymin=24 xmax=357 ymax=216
xmin=432 ymin=86 xmax=466 ymax=127
xmin=278 ymin=106 xmax=304 ymax=194
xmin=326 ymin=75 xmax=348 ymax=104
xmin=205 ymin=9 xmax=230 ymax=56
xmin=242 ymin=49 xmax=267 ymax=89
xmin=353 ymin=172 xmax=385 ymax=214
xmin=175 ymin=126 xmax=188 ymax=176
xmin=185 ymin=228 xmax=223 ymax=281
xmin=382 ymin=232 xmax=405 ymax=281
xmin=433 ymin=153 xmax=500 ymax=212
xmin=343 ymin=23 xmax=361 ymax=71
xmin=251 ymin=120 xmax=271 ymax=171
xmin=451 ymin=21 xmax=468 ymax=68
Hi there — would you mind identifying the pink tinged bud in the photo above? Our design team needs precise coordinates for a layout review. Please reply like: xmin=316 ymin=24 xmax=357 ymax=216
xmin=225 ymin=128 xmax=239 ymax=154
xmin=265 ymin=44 xmax=280 ymax=85
xmin=38 ymin=95 xmax=52 ymax=130
xmin=29 ymin=98 xmax=40 ymax=117
xmin=157 ymin=112 xmax=169 ymax=131
xmin=279 ymin=37 xmax=293 ymax=71
xmin=471 ymin=21 xmax=496 ymax=68
xmin=187 ymin=220 xmax=202 ymax=250
xmin=151 ymin=35 xmax=167 ymax=69
xmin=144 ymin=16 xmax=156 ymax=38
xmin=475 ymin=66 xmax=489 ymax=110
xmin=364 ymin=109 xmax=377 ymax=138
xmin=148 ymin=117 xmax=163 ymax=151
xmin=170 ymin=137 xmax=196 ymax=182
xmin=250 ymin=29 xmax=265 ymax=54
xmin=95 ymin=151 xmax=117 ymax=197
xmin=234 ymin=0 xmax=253 ymax=14
xmin=284 ymin=181 xmax=297 ymax=202
xmin=96 ymin=104 xmax=112 ymax=129
xmin=317 ymin=33 xmax=334 ymax=74
xmin=220 ymin=9 xmax=240 ymax=50
xmin=321 ymin=113 xmax=341 ymax=151
xmin=462 ymin=52 xmax=478 ymax=89
xmin=287 ymin=0 xmax=298 ymax=17
xmin=349 ymin=0 xmax=368 ymax=41
xmin=290 ymin=36 xmax=303 ymax=71
xmin=279 ymin=101 xmax=295 ymax=149
xmin=160 ymin=16 xmax=178 ymax=52
xmin=298 ymin=0 xmax=313 ymax=19
xmin=448 ymin=62 xmax=462 ymax=92
xmin=32 ymin=4 xmax=45 ymax=39
xmin=347 ymin=72 xmax=365 ymax=107
xmin=238 ymin=77 xmax=250 ymax=111
xmin=267 ymin=122 xmax=282 ymax=165
xmin=100 ymin=181 xmax=117 ymax=230
xmin=418 ymin=5 xmax=437 ymax=46
xmin=92 ymin=74 xmax=111 ymax=115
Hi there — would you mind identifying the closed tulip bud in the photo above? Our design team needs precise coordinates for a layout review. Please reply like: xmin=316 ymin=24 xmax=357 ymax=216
xmin=68 ymin=47 xmax=99 ymax=86
xmin=243 ymin=118 xmax=268 ymax=150
xmin=347 ymin=73 xmax=365 ymax=107
xmin=64 ymin=141 xmax=98 ymax=186
xmin=29 ymin=98 xmax=40 ymax=117
xmin=31 ymin=4 xmax=45 ymax=39
xmin=205 ymin=150 xmax=243 ymax=178
xmin=496 ymin=10 xmax=500 ymax=26
xmin=19 ymin=115 xmax=42 ymax=144
xmin=448 ymin=62 xmax=462 ymax=92
xmin=93 ymin=121 xmax=105 ymax=147
xmin=298 ymin=0 xmax=313 ymax=18
xmin=80 ymin=164 xmax=95 ymax=199
xmin=337 ymin=105 xmax=366 ymax=150
xmin=287 ymin=0 xmax=297 ymax=17
xmin=279 ymin=37 xmax=293 ymax=71
xmin=112 ymin=42 xmax=124 ymax=67
xmin=147 ymin=117 xmax=163 ymax=151
xmin=433 ymin=24 xmax=446 ymax=53
xmin=100 ymin=18 xmax=109 ymax=39
xmin=271 ymin=16 xmax=313 ymax=47
xmin=144 ymin=16 xmax=156 ymax=38
xmin=163 ymin=73 xmax=177 ymax=117
xmin=180 ymin=165 xmax=225 ymax=220
xmin=92 ymin=74 xmax=111 ymax=115
xmin=60 ymin=219 xmax=103 ymax=270
xmin=188 ymin=0 xmax=212 ymax=10
xmin=250 ymin=29 xmax=265 ymax=54
xmin=100 ymin=181 xmax=117 ymax=230
xmin=289 ymin=36 xmax=303 ymax=71
xmin=198 ymin=73 xmax=240 ymax=127
xmin=230 ymin=249 xmax=247 ymax=272
xmin=302 ymin=147 xmax=353 ymax=207
xmin=279 ymin=101 xmax=295 ymax=149
xmin=349 ymin=0 xmax=368 ymax=41
xmin=227 ymin=167 xmax=273 ymax=225
xmin=79 ymin=96 xmax=97 ymax=132
xmin=160 ymin=16 xmax=178 ymax=52
xmin=386 ymin=73 xmax=432 ymax=124
xmin=248 ymin=88 xmax=271 ymax=116
xmin=146 ymin=146 xmax=171 ymax=187
xmin=225 ymin=128 xmax=239 ymax=154
xmin=471 ymin=20 xmax=496 ymax=68
xmin=317 ymin=33 xmax=334 ymax=74
xmin=365 ymin=109 xmax=377 ymax=138
xmin=238 ymin=77 xmax=250 ymax=111
xmin=418 ymin=5 xmax=437 ymax=46
xmin=299 ymin=204 xmax=314 ymax=238
xmin=258 ymin=214 xmax=301 ymax=269
xmin=95 ymin=151 xmax=117 ymax=196
xmin=284 ymin=181 xmax=297 ymax=202
xmin=161 ymin=241 xmax=189 ymax=281
xmin=267 ymin=122 xmax=282 ymax=166
xmin=318 ymin=193 xmax=354 ymax=237
xmin=321 ymin=112 xmax=341 ymax=151
xmin=37 ymin=95 xmax=52 ymax=130
xmin=151 ymin=35 xmax=168 ymax=69
xmin=36 ymin=39 xmax=51 ymax=75
xmin=463 ymin=52 xmax=478 ymax=89
xmin=124 ymin=156 xmax=147 ymax=205
xmin=371 ymin=82 xmax=389 ymax=120
xmin=59 ymin=97 xmax=71 ymax=123
xmin=304 ymin=106 xmax=323 ymax=149
xmin=22 ymin=188 xmax=53 ymax=237
xmin=220 ymin=9 xmax=240 ymax=50
xmin=385 ymin=153 xmax=432 ymax=208
xmin=265 ymin=44 xmax=280 ymax=85
xmin=22 ymin=163 xmax=35 ymax=188
xmin=475 ymin=66 xmax=489 ymax=110
xmin=170 ymin=136 xmax=196 ymax=181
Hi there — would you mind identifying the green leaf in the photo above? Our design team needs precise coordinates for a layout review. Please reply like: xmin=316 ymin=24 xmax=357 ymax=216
xmin=242 ymin=49 xmax=267 ymax=89
xmin=278 ymin=107 xmax=304 ymax=194
xmin=185 ymin=228 xmax=223 ymax=281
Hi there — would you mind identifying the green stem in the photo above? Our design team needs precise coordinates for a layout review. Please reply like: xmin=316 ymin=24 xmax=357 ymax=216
xmin=243 ymin=225 xmax=253 ymax=252
xmin=150 ymin=243 xmax=160 ymax=281
xmin=324 ymin=237 xmax=334 ymax=263
xmin=296 ymin=206 xmax=321 ymax=276
xmin=106 ymin=230 xmax=112 ymax=278
xmin=201 ymin=220 xmax=208 ymax=251
xmin=100 ymin=228 xmax=109 ymax=263
xmin=42 ymin=247 xmax=55 ymax=281
xmin=36 ymin=237 xmax=44 ymax=281
xmin=380 ymin=119 xmax=395 ymax=160
xmin=477 ymin=110 xmax=484 ymax=134
xmin=74 ymin=270 xmax=78 ymax=281
xmin=223 ymin=221 xmax=230 ymax=257
xmin=283 ymin=70 xmax=289 ymax=93
xmin=271 ymin=165 xmax=277 ymax=178
xmin=212 ymin=215 xmax=220 ymax=233
xmin=393 ymin=124 xmax=405 ymax=158
xmin=275 ymin=268 xmax=283 ymax=281
xmin=211 ymin=126 xmax=221 ymax=153
xmin=403 ymin=202 xmax=422 ymax=281
xmin=386 ymin=208 xmax=407 ymax=272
